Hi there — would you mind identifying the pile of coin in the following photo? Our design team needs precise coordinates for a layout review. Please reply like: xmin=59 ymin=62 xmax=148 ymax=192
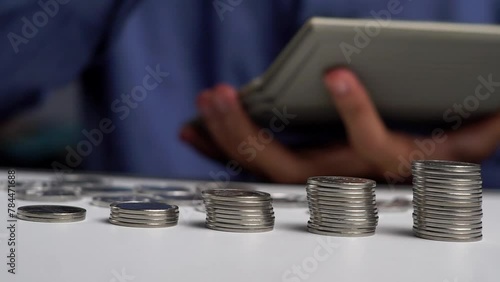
xmin=17 ymin=205 xmax=86 ymax=223
xmin=109 ymin=201 xmax=179 ymax=228
xmin=412 ymin=160 xmax=483 ymax=242
xmin=202 ymin=189 xmax=275 ymax=233
xmin=306 ymin=176 xmax=378 ymax=236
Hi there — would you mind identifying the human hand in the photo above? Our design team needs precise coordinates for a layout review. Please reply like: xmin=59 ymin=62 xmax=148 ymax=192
xmin=180 ymin=69 xmax=500 ymax=184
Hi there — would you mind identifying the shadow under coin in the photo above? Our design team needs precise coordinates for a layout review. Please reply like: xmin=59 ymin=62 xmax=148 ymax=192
xmin=277 ymin=222 xmax=308 ymax=233
xmin=185 ymin=220 xmax=206 ymax=229
xmin=376 ymin=226 xmax=413 ymax=237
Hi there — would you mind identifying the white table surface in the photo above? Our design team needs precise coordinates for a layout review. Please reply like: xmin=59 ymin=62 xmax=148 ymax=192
xmin=1 ymin=170 xmax=499 ymax=282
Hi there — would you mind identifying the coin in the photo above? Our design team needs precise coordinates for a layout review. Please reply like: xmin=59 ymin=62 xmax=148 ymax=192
xmin=17 ymin=205 xmax=86 ymax=223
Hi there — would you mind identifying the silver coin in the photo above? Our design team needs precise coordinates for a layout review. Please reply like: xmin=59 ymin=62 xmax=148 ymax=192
xmin=205 ymin=222 xmax=273 ymax=233
xmin=205 ymin=220 xmax=274 ymax=229
xmin=412 ymin=160 xmax=480 ymax=170
xmin=110 ymin=211 xmax=179 ymax=220
xmin=203 ymin=198 xmax=272 ymax=207
xmin=206 ymin=212 xmax=274 ymax=220
xmin=307 ymin=196 xmax=377 ymax=205
xmin=413 ymin=178 xmax=482 ymax=187
xmin=111 ymin=201 xmax=178 ymax=213
xmin=134 ymin=184 xmax=192 ymax=196
xmin=307 ymin=224 xmax=375 ymax=234
xmin=82 ymin=186 xmax=134 ymax=196
xmin=17 ymin=189 xmax=81 ymax=202
xmin=109 ymin=215 xmax=178 ymax=224
xmin=59 ymin=174 xmax=107 ymax=184
xmin=17 ymin=205 xmax=86 ymax=222
xmin=413 ymin=229 xmax=482 ymax=242
xmin=206 ymin=208 xmax=274 ymax=216
xmin=413 ymin=222 xmax=483 ymax=231
xmin=202 ymin=189 xmax=271 ymax=201
xmin=307 ymin=226 xmax=375 ymax=237
xmin=91 ymin=195 xmax=155 ymax=208
xmin=307 ymin=185 xmax=375 ymax=195
xmin=18 ymin=205 xmax=86 ymax=217
xmin=309 ymin=220 xmax=378 ymax=229
xmin=412 ymin=198 xmax=481 ymax=208
xmin=109 ymin=218 xmax=177 ymax=228
xmin=206 ymin=216 xmax=274 ymax=225
xmin=307 ymin=188 xmax=375 ymax=197
xmin=308 ymin=203 xmax=378 ymax=211
xmin=307 ymin=176 xmax=375 ymax=188
xmin=412 ymin=188 xmax=483 ymax=197
xmin=17 ymin=213 xmax=86 ymax=223
xmin=414 ymin=211 xmax=483 ymax=220
xmin=412 ymin=195 xmax=483 ymax=205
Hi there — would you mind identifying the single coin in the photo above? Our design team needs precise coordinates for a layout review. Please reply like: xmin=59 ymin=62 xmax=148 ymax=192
xmin=202 ymin=189 xmax=271 ymax=201
xmin=108 ymin=218 xmax=177 ymax=228
xmin=205 ymin=222 xmax=273 ymax=233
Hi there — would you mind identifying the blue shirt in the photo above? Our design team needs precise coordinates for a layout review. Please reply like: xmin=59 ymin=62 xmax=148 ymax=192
xmin=1 ymin=0 xmax=499 ymax=187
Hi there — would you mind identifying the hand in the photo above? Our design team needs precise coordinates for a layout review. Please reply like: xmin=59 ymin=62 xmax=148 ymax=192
xmin=180 ymin=69 xmax=500 ymax=184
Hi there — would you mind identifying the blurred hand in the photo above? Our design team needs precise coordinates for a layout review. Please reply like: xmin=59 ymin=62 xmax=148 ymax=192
xmin=180 ymin=69 xmax=500 ymax=184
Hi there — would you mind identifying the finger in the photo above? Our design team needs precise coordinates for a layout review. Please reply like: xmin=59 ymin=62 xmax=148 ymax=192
xmin=198 ymin=84 xmax=304 ymax=182
xmin=446 ymin=112 xmax=500 ymax=162
xmin=324 ymin=69 xmax=399 ymax=166
xmin=179 ymin=124 xmax=227 ymax=162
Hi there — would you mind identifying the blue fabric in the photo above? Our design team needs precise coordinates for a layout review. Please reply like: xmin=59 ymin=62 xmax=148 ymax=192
xmin=1 ymin=0 xmax=499 ymax=186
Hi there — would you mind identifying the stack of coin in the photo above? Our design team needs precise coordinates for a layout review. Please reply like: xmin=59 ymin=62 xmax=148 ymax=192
xmin=412 ymin=160 xmax=483 ymax=242
xmin=109 ymin=201 xmax=179 ymax=228
xmin=17 ymin=205 xmax=86 ymax=223
xmin=202 ymin=189 xmax=275 ymax=233
xmin=306 ymin=176 xmax=378 ymax=236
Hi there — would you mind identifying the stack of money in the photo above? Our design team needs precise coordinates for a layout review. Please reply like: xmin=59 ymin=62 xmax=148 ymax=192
xmin=306 ymin=176 xmax=378 ymax=236
xmin=412 ymin=160 xmax=483 ymax=242
xmin=109 ymin=201 xmax=179 ymax=228
xmin=17 ymin=205 xmax=86 ymax=223
xmin=202 ymin=189 xmax=275 ymax=233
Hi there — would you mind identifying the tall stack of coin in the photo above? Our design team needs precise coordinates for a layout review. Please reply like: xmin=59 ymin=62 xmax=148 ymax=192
xmin=306 ymin=176 xmax=378 ymax=236
xmin=412 ymin=160 xmax=483 ymax=242
xmin=17 ymin=205 xmax=86 ymax=223
xmin=202 ymin=189 xmax=275 ymax=233
xmin=109 ymin=202 xmax=179 ymax=228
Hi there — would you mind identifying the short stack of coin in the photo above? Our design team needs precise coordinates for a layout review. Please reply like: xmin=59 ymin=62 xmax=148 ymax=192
xmin=17 ymin=205 xmax=86 ymax=223
xmin=202 ymin=189 xmax=275 ymax=233
xmin=412 ymin=160 xmax=483 ymax=242
xmin=109 ymin=202 xmax=179 ymax=228
xmin=306 ymin=176 xmax=378 ymax=236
